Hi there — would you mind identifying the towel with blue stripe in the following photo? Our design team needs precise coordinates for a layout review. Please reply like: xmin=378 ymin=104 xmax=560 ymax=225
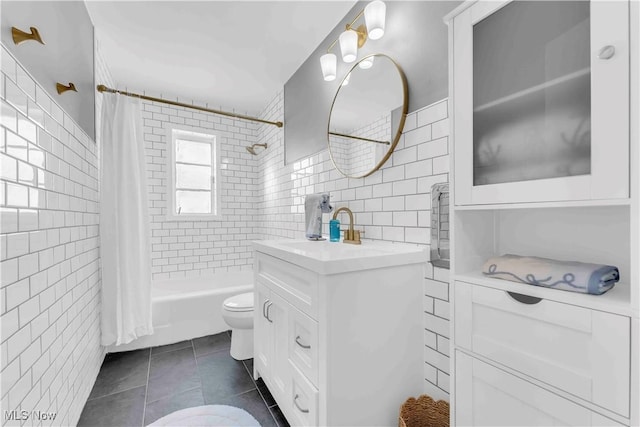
xmin=482 ymin=254 xmax=619 ymax=295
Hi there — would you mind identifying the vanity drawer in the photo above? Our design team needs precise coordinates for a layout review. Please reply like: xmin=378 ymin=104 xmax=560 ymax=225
xmin=284 ymin=361 xmax=319 ymax=427
xmin=288 ymin=304 xmax=319 ymax=388
xmin=455 ymin=351 xmax=623 ymax=426
xmin=455 ymin=281 xmax=630 ymax=417
xmin=256 ymin=252 xmax=319 ymax=319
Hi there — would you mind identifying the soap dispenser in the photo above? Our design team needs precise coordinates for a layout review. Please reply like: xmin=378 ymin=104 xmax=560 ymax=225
xmin=329 ymin=218 xmax=340 ymax=242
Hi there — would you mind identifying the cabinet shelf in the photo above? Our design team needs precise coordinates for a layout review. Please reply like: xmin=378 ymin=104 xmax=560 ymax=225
xmin=454 ymin=271 xmax=632 ymax=317
xmin=473 ymin=68 xmax=590 ymax=113
xmin=454 ymin=198 xmax=631 ymax=211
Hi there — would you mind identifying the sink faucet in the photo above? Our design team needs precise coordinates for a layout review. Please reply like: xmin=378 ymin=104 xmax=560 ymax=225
xmin=332 ymin=207 xmax=362 ymax=245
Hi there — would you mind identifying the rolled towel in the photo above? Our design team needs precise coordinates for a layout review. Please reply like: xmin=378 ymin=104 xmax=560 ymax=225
xmin=482 ymin=254 xmax=619 ymax=295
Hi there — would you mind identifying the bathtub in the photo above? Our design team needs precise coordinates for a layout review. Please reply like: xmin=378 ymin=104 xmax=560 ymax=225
xmin=108 ymin=271 xmax=253 ymax=353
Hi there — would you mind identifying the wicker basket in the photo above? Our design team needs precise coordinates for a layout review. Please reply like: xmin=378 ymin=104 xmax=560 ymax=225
xmin=398 ymin=394 xmax=450 ymax=427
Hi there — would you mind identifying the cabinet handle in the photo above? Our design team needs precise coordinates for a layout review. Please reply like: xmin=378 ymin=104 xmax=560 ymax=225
xmin=295 ymin=336 xmax=311 ymax=349
xmin=266 ymin=302 xmax=273 ymax=323
xmin=262 ymin=300 xmax=270 ymax=319
xmin=598 ymin=45 xmax=616 ymax=60
xmin=293 ymin=394 xmax=310 ymax=413
xmin=507 ymin=291 xmax=543 ymax=305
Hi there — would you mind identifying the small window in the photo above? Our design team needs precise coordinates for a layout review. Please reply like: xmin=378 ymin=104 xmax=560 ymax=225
xmin=166 ymin=126 xmax=220 ymax=220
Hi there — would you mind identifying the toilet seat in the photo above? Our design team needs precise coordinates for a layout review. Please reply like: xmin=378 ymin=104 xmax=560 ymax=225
xmin=223 ymin=292 xmax=254 ymax=312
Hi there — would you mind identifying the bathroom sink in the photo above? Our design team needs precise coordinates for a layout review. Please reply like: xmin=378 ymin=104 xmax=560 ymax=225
xmin=253 ymin=239 xmax=427 ymax=274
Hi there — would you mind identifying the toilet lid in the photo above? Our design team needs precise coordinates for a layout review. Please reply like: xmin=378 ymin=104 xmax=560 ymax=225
xmin=223 ymin=292 xmax=254 ymax=312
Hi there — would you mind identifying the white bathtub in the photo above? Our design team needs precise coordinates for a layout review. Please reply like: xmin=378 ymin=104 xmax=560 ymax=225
xmin=109 ymin=271 xmax=253 ymax=353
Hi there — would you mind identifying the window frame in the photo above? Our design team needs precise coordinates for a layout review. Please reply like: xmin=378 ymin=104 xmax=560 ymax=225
xmin=165 ymin=124 xmax=221 ymax=221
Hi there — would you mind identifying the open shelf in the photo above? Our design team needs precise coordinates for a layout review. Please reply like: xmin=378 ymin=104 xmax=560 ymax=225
xmin=454 ymin=271 xmax=632 ymax=316
xmin=455 ymin=198 xmax=631 ymax=211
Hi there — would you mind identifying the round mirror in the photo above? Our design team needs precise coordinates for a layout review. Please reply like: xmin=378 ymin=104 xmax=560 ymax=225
xmin=328 ymin=54 xmax=408 ymax=178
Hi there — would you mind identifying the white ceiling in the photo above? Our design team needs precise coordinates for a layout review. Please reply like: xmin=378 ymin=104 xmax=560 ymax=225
xmin=85 ymin=1 xmax=355 ymax=116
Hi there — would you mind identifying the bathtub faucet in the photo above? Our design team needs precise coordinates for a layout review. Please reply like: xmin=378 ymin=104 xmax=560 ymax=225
xmin=305 ymin=193 xmax=333 ymax=240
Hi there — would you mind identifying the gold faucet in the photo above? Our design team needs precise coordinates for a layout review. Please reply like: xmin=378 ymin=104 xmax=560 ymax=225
xmin=332 ymin=207 xmax=362 ymax=245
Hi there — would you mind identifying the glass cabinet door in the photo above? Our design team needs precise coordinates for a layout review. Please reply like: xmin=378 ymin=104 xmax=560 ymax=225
xmin=473 ymin=1 xmax=591 ymax=187
xmin=452 ymin=0 xmax=629 ymax=205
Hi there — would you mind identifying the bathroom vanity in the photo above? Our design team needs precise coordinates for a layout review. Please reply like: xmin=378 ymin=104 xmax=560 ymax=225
xmin=252 ymin=240 xmax=427 ymax=426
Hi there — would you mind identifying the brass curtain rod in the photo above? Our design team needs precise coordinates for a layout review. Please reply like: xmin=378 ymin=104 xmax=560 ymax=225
xmin=96 ymin=85 xmax=283 ymax=128
xmin=329 ymin=131 xmax=390 ymax=145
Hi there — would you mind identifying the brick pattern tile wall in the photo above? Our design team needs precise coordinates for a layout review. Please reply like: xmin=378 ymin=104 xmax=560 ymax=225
xmin=139 ymin=101 xmax=260 ymax=280
xmin=255 ymin=91 xmax=451 ymax=399
xmin=0 ymin=41 xmax=112 ymax=426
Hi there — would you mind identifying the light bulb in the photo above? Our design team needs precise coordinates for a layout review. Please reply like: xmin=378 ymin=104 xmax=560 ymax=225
xmin=342 ymin=72 xmax=351 ymax=86
xmin=359 ymin=56 xmax=374 ymax=69
xmin=320 ymin=53 xmax=337 ymax=81
xmin=339 ymin=29 xmax=358 ymax=63
xmin=365 ymin=0 xmax=386 ymax=40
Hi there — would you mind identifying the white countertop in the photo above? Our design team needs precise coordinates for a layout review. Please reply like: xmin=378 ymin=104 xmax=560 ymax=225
xmin=253 ymin=239 xmax=428 ymax=275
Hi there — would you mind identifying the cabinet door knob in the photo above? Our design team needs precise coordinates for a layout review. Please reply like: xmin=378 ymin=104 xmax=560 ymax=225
xmin=295 ymin=336 xmax=311 ymax=349
xmin=294 ymin=394 xmax=310 ymax=413
xmin=507 ymin=291 xmax=542 ymax=305
xmin=265 ymin=302 xmax=274 ymax=323
xmin=598 ymin=45 xmax=616 ymax=60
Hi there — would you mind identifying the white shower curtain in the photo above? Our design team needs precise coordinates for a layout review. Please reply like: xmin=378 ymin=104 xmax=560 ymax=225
xmin=99 ymin=95 xmax=153 ymax=346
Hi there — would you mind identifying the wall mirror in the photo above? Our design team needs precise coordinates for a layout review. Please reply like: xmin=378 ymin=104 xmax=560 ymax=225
xmin=328 ymin=54 xmax=408 ymax=178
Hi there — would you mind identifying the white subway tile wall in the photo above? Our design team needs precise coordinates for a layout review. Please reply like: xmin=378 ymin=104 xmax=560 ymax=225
xmin=254 ymin=91 xmax=451 ymax=398
xmin=0 ymin=41 xmax=113 ymax=426
xmin=140 ymin=102 xmax=260 ymax=280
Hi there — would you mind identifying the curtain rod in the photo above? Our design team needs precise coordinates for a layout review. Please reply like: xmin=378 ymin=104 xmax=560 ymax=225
xmin=329 ymin=131 xmax=390 ymax=145
xmin=96 ymin=85 xmax=283 ymax=128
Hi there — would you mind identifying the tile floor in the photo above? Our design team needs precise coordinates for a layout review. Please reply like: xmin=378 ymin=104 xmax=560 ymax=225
xmin=78 ymin=332 xmax=289 ymax=427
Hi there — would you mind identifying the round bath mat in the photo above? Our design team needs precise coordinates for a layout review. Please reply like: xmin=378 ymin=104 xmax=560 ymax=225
xmin=148 ymin=405 xmax=261 ymax=426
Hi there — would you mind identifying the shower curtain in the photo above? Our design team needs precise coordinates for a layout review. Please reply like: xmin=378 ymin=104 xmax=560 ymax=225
xmin=99 ymin=95 xmax=153 ymax=346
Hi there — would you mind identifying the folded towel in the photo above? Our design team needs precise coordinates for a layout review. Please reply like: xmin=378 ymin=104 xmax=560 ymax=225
xmin=482 ymin=254 xmax=619 ymax=295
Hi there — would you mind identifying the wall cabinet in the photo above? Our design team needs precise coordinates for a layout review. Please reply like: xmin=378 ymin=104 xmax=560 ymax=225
xmin=451 ymin=0 xmax=629 ymax=205
xmin=446 ymin=1 xmax=638 ymax=426
xmin=253 ymin=247 xmax=425 ymax=426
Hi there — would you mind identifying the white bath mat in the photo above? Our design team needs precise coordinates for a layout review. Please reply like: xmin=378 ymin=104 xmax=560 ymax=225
xmin=149 ymin=405 xmax=261 ymax=426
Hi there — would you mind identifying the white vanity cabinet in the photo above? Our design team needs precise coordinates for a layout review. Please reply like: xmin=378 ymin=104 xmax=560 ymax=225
xmin=446 ymin=1 xmax=639 ymax=426
xmin=252 ymin=240 xmax=427 ymax=426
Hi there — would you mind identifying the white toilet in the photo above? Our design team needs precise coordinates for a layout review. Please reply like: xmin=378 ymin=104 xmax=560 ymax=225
xmin=221 ymin=292 xmax=254 ymax=360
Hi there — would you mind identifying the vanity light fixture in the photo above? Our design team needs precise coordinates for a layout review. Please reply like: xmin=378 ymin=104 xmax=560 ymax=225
xmin=339 ymin=29 xmax=359 ymax=63
xmin=320 ymin=53 xmax=337 ymax=81
xmin=320 ymin=1 xmax=386 ymax=81
xmin=364 ymin=1 xmax=386 ymax=40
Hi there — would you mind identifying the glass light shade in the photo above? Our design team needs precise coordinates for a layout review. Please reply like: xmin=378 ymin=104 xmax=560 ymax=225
xmin=342 ymin=72 xmax=351 ymax=86
xmin=339 ymin=30 xmax=358 ymax=63
xmin=364 ymin=0 xmax=386 ymax=40
xmin=358 ymin=56 xmax=374 ymax=69
xmin=320 ymin=53 xmax=337 ymax=81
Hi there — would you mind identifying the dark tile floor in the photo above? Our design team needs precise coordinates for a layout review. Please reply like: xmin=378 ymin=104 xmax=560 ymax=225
xmin=79 ymin=331 xmax=290 ymax=427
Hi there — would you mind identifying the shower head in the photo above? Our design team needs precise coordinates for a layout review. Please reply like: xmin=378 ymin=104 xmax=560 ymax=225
xmin=246 ymin=143 xmax=267 ymax=155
